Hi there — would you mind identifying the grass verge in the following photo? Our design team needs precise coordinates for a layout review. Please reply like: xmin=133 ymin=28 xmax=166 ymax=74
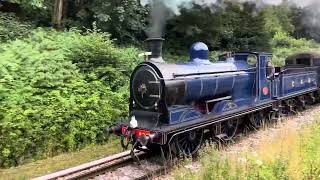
xmin=174 ymin=116 xmax=320 ymax=180
xmin=0 ymin=136 xmax=123 ymax=179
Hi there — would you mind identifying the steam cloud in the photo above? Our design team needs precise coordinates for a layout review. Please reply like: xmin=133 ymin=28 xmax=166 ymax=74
xmin=141 ymin=0 xmax=320 ymax=38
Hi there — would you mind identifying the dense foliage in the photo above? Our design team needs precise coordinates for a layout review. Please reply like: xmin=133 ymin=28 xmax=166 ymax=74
xmin=5 ymin=0 xmax=44 ymax=8
xmin=71 ymin=0 xmax=149 ymax=43
xmin=165 ymin=3 xmax=272 ymax=53
xmin=0 ymin=12 xmax=33 ymax=42
xmin=4 ymin=0 xmax=319 ymax=47
xmin=0 ymin=29 xmax=141 ymax=167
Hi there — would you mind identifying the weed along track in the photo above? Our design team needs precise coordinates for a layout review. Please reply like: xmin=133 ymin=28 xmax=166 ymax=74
xmin=225 ymin=105 xmax=320 ymax=155
xmin=35 ymin=103 xmax=320 ymax=180
xmin=169 ymin=106 xmax=320 ymax=179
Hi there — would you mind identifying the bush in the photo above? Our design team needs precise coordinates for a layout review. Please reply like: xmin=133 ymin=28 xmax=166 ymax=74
xmin=0 ymin=28 xmax=141 ymax=167
xmin=0 ymin=12 xmax=33 ymax=42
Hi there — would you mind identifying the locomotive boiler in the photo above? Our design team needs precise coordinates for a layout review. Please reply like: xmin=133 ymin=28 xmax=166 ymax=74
xmin=130 ymin=38 xmax=255 ymax=126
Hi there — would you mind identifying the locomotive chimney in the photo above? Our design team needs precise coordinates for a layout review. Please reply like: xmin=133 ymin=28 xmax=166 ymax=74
xmin=145 ymin=38 xmax=165 ymax=63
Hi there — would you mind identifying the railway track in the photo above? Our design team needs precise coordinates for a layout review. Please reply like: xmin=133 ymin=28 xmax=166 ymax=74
xmin=33 ymin=150 xmax=164 ymax=180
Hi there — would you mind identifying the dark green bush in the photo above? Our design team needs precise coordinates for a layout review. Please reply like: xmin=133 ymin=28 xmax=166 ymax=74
xmin=0 ymin=28 xmax=141 ymax=167
xmin=0 ymin=12 xmax=33 ymax=42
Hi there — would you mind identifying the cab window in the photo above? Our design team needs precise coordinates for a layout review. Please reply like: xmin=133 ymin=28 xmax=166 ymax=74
xmin=247 ymin=54 xmax=257 ymax=66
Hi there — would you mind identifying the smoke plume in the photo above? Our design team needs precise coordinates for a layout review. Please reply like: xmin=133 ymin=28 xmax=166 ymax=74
xmin=141 ymin=0 xmax=196 ymax=37
xmin=141 ymin=0 xmax=320 ymax=38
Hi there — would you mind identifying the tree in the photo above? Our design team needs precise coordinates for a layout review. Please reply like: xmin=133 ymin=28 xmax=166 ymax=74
xmin=92 ymin=0 xmax=148 ymax=43
xmin=52 ymin=0 xmax=67 ymax=29
xmin=165 ymin=5 xmax=224 ymax=53
xmin=263 ymin=5 xmax=294 ymax=36
xmin=165 ymin=2 xmax=271 ymax=53
xmin=63 ymin=0 xmax=148 ymax=44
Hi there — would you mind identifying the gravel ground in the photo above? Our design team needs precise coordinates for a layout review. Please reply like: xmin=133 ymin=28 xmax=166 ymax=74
xmin=94 ymin=159 xmax=163 ymax=180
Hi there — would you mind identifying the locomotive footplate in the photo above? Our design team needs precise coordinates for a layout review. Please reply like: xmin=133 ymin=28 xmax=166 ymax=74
xmin=155 ymin=102 xmax=274 ymax=135
xmin=109 ymin=101 xmax=274 ymax=147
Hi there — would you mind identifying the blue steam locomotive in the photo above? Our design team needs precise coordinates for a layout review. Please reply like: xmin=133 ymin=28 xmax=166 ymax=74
xmin=109 ymin=38 xmax=320 ymax=156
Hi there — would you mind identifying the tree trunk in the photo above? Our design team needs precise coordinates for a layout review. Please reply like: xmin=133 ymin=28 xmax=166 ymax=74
xmin=52 ymin=0 xmax=65 ymax=30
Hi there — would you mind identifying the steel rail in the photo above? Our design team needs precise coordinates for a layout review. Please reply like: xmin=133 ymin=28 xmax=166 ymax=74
xmin=33 ymin=150 xmax=143 ymax=180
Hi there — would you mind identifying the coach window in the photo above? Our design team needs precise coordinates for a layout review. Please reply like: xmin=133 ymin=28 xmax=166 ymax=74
xmin=296 ymin=58 xmax=311 ymax=66
xmin=286 ymin=59 xmax=295 ymax=65
xmin=314 ymin=58 xmax=320 ymax=66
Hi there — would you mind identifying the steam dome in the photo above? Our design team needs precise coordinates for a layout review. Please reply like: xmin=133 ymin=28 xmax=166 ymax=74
xmin=190 ymin=42 xmax=210 ymax=64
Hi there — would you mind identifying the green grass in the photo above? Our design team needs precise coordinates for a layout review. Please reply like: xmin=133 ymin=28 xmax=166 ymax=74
xmin=0 ymin=137 xmax=123 ymax=179
xmin=174 ymin=116 xmax=320 ymax=180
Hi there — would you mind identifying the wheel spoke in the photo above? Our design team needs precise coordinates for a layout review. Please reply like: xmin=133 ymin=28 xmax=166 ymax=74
xmin=178 ymin=136 xmax=186 ymax=143
xmin=250 ymin=112 xmax=265 ymax=129
xmin=175 ymin=129 xmax=203 ymax=156
xmin=222 ymin=118 xmax=238 ymax=140
xmin=181 ymin=139 xmax=187 ymax=148
xmin=190 ymin=142 xmax=195 ymax=152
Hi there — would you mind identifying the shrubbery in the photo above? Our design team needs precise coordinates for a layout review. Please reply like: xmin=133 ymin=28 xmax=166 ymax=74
xmin=0 ymin=28 xmax=141 ymax=167
xmin=0 ymin=12 xmax=33 ymax=42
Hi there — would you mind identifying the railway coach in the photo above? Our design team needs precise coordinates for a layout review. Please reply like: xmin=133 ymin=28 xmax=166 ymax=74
xmin=108 ymin=39 xmax=320 ymax=156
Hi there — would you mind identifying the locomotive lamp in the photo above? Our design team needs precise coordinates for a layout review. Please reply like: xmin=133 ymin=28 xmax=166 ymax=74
xmin=129 ymin=115 xmax=138 ymax=128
